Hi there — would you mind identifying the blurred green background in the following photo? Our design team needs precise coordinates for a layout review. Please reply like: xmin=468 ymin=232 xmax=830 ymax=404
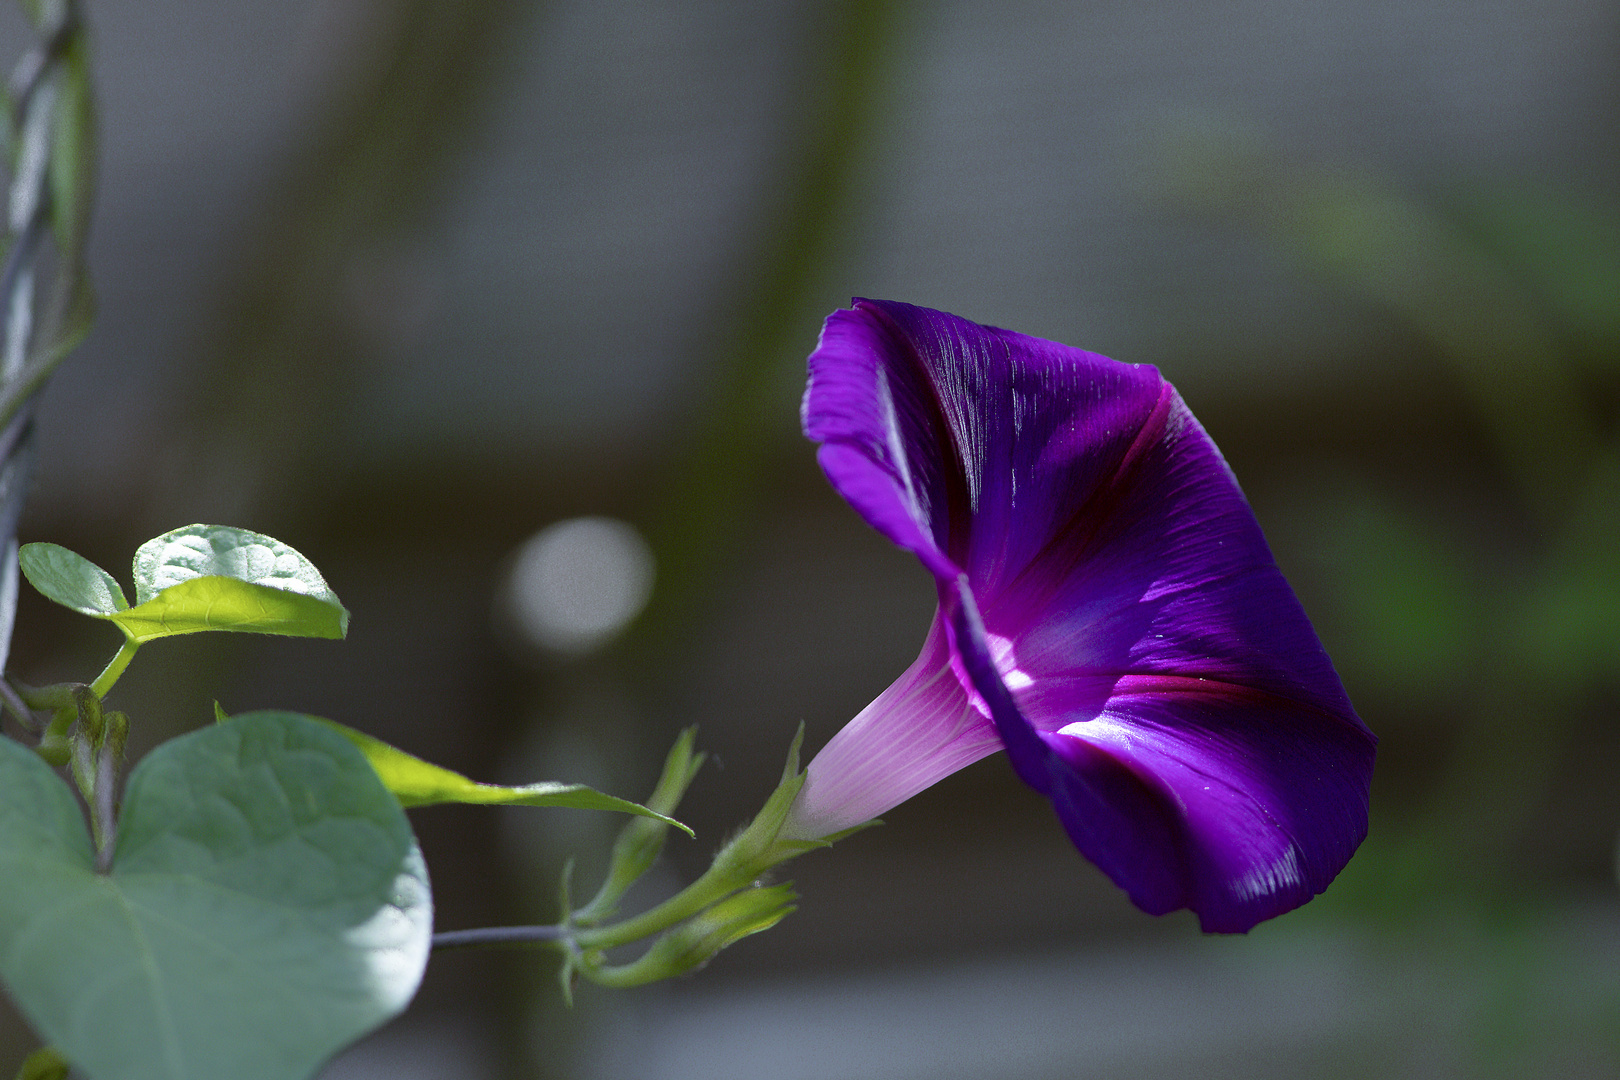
xmin=2 ymin=1 xmax=1617 ymax=1077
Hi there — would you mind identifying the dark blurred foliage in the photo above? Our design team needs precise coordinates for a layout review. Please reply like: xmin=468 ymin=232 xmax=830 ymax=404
xmin=1 ymin=1 xmax=1617 ymax=1077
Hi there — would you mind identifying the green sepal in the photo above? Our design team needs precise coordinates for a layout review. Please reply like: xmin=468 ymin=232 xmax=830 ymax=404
xmin=573 ymin=725 xmax=820 ymax=955
xmin=574 ymin=727 xmax=705 ymax=925
xmin=18 ymin=543 xmax=127 ymax=616
xmin=300 ymin=714 xmax=692 ymax=833
xmin=803 ymin=818 xmax=884 ymax=845
xmin=710 ymin=723 xmax=824 ymax=876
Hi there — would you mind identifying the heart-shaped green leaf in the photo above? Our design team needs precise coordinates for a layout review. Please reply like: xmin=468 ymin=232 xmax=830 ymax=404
xmin=107 ymin=525 xmax=348 ymax=641
xmin=0 ymin=712 xmax=431 ymax=1080
xmin=315 ymin=717 xmax=694 ymax=835
xmin=130 ymin=526 xmax=339 ymax=608
xmin=18 ymin=543 xmax=128 ymax=616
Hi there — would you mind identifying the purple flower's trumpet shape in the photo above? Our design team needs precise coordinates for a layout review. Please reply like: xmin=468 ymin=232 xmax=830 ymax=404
xmin=782 ymin=299 xmax=1376 ymax=933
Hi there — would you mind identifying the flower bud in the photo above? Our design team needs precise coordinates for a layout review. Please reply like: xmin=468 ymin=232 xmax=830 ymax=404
xmin=582 ymin=884 xmax=796 ymax=988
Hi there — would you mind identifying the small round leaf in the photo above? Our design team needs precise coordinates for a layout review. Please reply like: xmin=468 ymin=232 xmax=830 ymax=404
xmin=18 ymin=542 xmax=128 ymax=616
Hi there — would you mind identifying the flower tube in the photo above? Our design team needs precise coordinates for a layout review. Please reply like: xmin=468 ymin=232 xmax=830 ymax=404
xmin=784 ymin=299 xmax=1376 ymax=933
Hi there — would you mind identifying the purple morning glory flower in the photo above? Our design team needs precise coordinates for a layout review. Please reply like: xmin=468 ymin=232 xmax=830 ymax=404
xmin=782 ymin=299 xmax=1376 ymax=933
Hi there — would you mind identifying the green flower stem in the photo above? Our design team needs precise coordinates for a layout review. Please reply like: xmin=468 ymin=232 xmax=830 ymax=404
xmin=571 ymin=838 xmax=793 ymax=953
xmin=433 ymin=730 xmax=836 ymax=992
xmin=430 ymin=801 xmax=810 ymax=956
xmin=571 ymin=868 xmax=742 ymax=952
xmin=88 ymin=637 xmax=137 ymax=698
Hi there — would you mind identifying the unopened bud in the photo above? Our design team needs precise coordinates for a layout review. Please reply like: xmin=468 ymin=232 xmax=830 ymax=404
xmin=584 ymin=884 xmax=796 ymax=988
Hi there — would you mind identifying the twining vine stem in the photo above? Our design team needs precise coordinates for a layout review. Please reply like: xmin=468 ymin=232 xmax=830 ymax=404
xmin=1 ymin=0 xmax=94 ymax=713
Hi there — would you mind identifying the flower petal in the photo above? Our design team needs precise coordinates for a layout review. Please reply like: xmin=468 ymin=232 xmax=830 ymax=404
xmin=800 ymin=299 xmax=1375 ymax=932
xmin=780 ymin=616 xmax=999 ymax=843
xmin=1052 ymin=675 xmax=1374 ymax=931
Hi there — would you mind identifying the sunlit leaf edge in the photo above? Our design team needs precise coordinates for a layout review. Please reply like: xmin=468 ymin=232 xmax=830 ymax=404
xmin=299 ymin=714 xmax=692 ymax=835
xmin=107 ymin=576 xmax=348 ymax=643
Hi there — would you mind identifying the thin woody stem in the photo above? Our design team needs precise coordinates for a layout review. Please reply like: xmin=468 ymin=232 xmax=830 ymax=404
xmin=432 ymin=925 xmax=566 ymax=951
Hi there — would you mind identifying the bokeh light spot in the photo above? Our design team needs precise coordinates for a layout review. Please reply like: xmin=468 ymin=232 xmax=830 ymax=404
xmin=506 ymin=517 xmax=654 ymax=655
